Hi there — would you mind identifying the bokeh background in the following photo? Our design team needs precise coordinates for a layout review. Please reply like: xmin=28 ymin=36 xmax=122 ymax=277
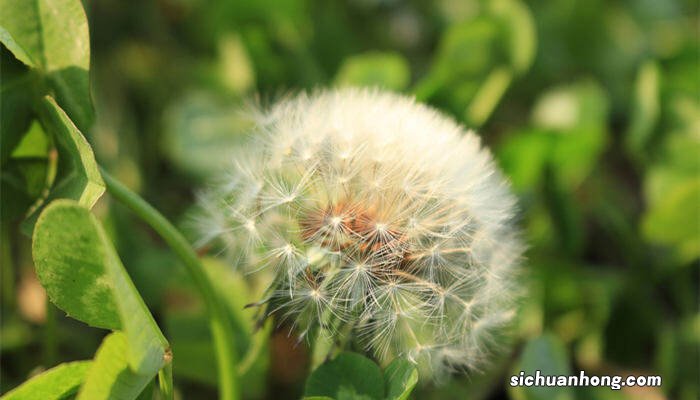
xmin=2 ymin=0 xmax=698 ymax=399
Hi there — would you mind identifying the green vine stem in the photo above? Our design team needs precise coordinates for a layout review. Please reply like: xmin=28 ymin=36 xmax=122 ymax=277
xmin=99 ymin=167 xmax=239 ymax=400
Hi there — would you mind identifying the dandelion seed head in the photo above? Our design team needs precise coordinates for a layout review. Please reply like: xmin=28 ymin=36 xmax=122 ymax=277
xmin=197 ymin=88 xmax=523 ymax=378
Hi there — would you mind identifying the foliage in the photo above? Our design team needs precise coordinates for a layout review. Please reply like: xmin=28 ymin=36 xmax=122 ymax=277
xmin=1 ymin=0 xmax=698 ymax=399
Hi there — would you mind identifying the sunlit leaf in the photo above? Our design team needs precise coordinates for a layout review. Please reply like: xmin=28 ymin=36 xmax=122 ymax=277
xmin=32 ymin=200 xmax=169 ymax=373
xmin=0 ymin=0 xmax=93 ymax=129
xmin=77 ymin=332 xmax=154 ymax=400
xmin=1 ymin=120 xmax=51 ymax=224
xmin=32 ymin=200 xmax=121 ymax=329
xmin=0 ymin=361 xmax=91 ymax=400
xmin=23 ymin=96 xmax=104 ymax=232
xmin=642 ymin=178 xmax=700 ymax=264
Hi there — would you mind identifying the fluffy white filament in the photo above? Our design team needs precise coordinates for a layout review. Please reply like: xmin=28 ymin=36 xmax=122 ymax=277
xmin=197 ymin=88 xmax=522 ymax=377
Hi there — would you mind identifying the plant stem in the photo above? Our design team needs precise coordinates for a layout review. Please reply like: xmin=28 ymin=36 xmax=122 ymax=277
xmin=237 ymin=320 xmax=271 ymax=376
xmin=99 ymin=167 xmax=239 ymax=400
xmin=158 ymin=362 xmax=174 ymax=400
xmin=43 ymin=300 xmax=57 ymax=366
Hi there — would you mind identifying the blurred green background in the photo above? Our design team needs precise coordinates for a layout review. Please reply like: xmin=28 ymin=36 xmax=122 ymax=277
xmin=2 ymin=0 xmax=698 ymax=399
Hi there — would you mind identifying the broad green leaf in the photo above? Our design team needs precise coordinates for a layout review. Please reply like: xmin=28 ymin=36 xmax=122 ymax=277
xmin=335 ymin=52 xmax=410 ymax=91
xmin=383 ymin=358 xmax=418 ymax=400
xmin=32 ymin=200 xmax=121 ymax=329
xmin=33 ymin=200 xmax=169 ymax=374
xmin=0 ymin=0 xmax=93 ymax=129
xmin=304 ymin=352 xmax=385 ymax=400
xmin=0 ymin=361 xmax=91 ymax=400
xmin=77 ymin=332 xmax=154 ymax=400
xmin=23 ymin=96 xmax=104 ymax=232
xmin=510 ymin=334 xmax=573 ymax=400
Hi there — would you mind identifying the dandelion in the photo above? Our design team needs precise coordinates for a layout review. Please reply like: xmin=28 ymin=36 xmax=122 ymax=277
xmin=197 ymin=88 xmax=523 ymax=377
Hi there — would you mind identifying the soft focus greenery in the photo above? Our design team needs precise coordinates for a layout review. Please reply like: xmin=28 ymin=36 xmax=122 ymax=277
xmin=1 ymin=0 xmax=698 ymax=399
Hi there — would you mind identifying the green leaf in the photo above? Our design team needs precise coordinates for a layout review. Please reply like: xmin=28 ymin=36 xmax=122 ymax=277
xmin=642 ymin=178 xmax=700 ymax=264
xmin=304 ymin=352 xmax=385 ymax=400
xmin=625 ymin=61 xmax=660 ymax=159
xmin=32 ymin=200 xmax=169 ymax=374
xmin=489 ymin=0 xmax=536 ymax=74
xmin=0 ymin=0 xmax=93 ymax=129
xmin=510 ymin=334 xmax=573 ymax=400
xmin=0 ymin=361 xmax=91 ymax=400
xmin=0 ymin=54 xmax=35 ymax=165
xmin=32 ymin=200 xmax=121 ymax=329
xmin=77 ymin=332 xmax=154 ymax=400
xmin=531 ymin=82 xmax=610 ymax=190
xmin=413 ymin=0 xmax=534 ymax=112
xmin=1 ymin=120 xmax=51 ymax=223
xmin=335 ymin=52 xmax=410 ymax=91
xmin=23 ymin=96 xmax=104 ymax=233
xmin=10 ymin=120 xmax=49 ymax=159
xmin=162 ymin=93 xmax=251 ymax=179
xmin=383 ymin=358 xmax=418 ymax=400
xmin=414 ymin=17 xmax=500 ymax=102
xmin=497 ymin=128 xmax=553 ymax=192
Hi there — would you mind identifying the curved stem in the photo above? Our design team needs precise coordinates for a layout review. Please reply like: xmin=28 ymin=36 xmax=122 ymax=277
xmin=100 ymin=167 xmax=239 ymax=400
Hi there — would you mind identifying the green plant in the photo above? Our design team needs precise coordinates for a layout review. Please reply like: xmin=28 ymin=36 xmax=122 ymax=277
xmin=2 ymin=0 xmax=697 ymax=399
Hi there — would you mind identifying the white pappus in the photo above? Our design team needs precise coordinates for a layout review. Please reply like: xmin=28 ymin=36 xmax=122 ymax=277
xmin=196 ymin=88 xmax=523 ymax=378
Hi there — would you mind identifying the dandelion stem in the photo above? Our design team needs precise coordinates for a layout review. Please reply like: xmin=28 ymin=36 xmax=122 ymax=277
xmin=99 ymin=167 xmax=239 ymax=400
